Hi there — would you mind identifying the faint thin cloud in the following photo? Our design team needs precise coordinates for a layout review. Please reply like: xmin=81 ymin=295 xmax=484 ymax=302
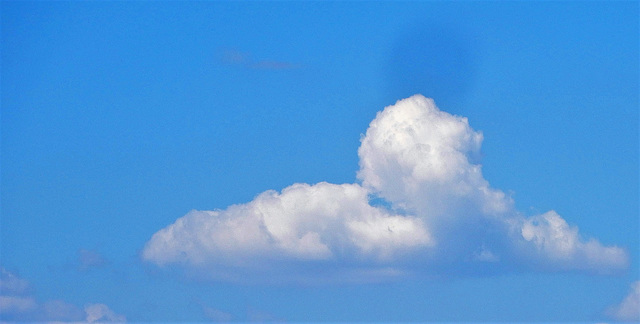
xmin=0 ymin=267 xmax=125 ymax=322
xmin=193 ymin=299 xmax=234 ymax=322
xmin=247 ymin=307 xmax=284 ymax=322
xmin=84 ymin=303 xmax=126 ymax=323
xmin=250 ymin=60 xmax=301 ymax=70
xmin=78 ymin=249 xmax=108 ymax=271
xmin=0 ymin=267 xmax=30 ymax=295
xmin=606 ymin=281 xmax=640 ymax=322
xmin=202 ymin=305 xmax=233 ymax=322
xmin=219 ymin=48 xmax=302 ymax=71
xmin=220 ymin=49 xmax=250 ymax=65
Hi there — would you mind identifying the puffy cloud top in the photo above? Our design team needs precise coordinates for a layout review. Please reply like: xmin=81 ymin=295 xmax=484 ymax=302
xmin=142 ymin=95 xmax=628 ymax=282
xmin=85 ymin=303 xmax=127 ymax=323
xmin=143 ymin=182 xmax=432 ymax=279
xmin=358 ymin=95 xmax=509 ymax=217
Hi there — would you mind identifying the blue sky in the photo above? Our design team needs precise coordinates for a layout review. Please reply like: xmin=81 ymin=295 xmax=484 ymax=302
xmin=1 ymin=1 xmax=638 ymax=322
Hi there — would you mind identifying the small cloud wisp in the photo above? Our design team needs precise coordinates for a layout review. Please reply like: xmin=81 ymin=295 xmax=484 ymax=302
xmin=0 ymin=267 xmax=125 ymax=322
xmin=607 ymin=281 xmax=640 ymax=322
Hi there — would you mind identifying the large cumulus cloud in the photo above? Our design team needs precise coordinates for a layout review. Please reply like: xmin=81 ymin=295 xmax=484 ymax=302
xmin=142 ymin=95 xmax=627 ymax=282
xmin=144 ymin=182 xmax=431 ymax=264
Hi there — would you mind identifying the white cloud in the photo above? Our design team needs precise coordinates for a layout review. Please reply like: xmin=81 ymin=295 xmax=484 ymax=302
xmin=474 ymin=245 xmax=499 ymax=263
xmin=201 ymin=305 xmax=233 ymax=322
xmin=220 ymin=49 xmax=301 ymax=70
xmin=43 ymin=300 xmax=85 ymax=322
xmin=84 ymin=303 xmax=126 ymax=323
xmin=142 ymin=182 xmax=431 ymax=282
xmin=519 ymin=211 xmax=627 ymax=272
xmin=0 ymin=267 xmax=30 ymax=295
xmin=247 ymin=307 xmax=284 ymax=322
xmin=607 ymin=281 xmax=640 ymax=322
xmin=0 ymin=267 xmax=36 ymax=318
xmin=78 ymin=249 xmax=108 ymax=271
xmin=0 ymin=267 xmax=125 ymax=322
xmin=142 ymin=182 xmax=433 ymax=264
xmin=0 ymin=296 xmax=37 ymax=314
xmin=142 ymin=94 xmax=628 ymax=282
xmin=358 ymin=95 xmax=510 ymax=218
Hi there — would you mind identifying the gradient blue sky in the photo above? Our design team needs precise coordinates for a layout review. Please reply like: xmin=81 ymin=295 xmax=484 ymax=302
xmin=1 ymin=1 xmax=638 ymax=322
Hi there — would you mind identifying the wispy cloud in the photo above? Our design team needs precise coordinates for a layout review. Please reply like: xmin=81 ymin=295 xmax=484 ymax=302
xmin=246 ymin=307 xmax=284 ymax=322
xmin=84 ymin=303 xmax=126 ymax=323
xmin=77 ymin=249 xmax=108 ymax=272
xmin=142 ymin=95 xmax=628 ymax=283
xmin=0 ymin=267 xmax=125 ymax=322
xmin=0 ymin=268 xmax=30 ymax=296
xmin=201 ymin=305 xmax=233 ymax=322
xmin=607 ymin=281 xmax=640 ymax=322
xmin=0 ymin=296 xmax=37 ymax=315
xmin=220 ymin=49 xmax=301 ymax=71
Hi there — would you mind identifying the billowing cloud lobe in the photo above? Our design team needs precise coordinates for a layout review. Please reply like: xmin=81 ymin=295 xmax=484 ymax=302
xmin=142 ymin=95 xmax=627 ymax=281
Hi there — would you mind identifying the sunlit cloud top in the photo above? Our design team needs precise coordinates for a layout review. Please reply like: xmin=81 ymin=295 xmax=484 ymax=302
xmin=142 ymin=95 xmax=628 ymax=283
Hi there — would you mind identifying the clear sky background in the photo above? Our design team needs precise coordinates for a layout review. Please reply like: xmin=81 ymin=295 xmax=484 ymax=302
xmin=1 ymin=1 xmax=638 ymax=322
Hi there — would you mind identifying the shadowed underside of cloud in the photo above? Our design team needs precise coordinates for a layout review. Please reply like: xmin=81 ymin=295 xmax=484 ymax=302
xmin=142 ymin=95 xmax=627 ymax=283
